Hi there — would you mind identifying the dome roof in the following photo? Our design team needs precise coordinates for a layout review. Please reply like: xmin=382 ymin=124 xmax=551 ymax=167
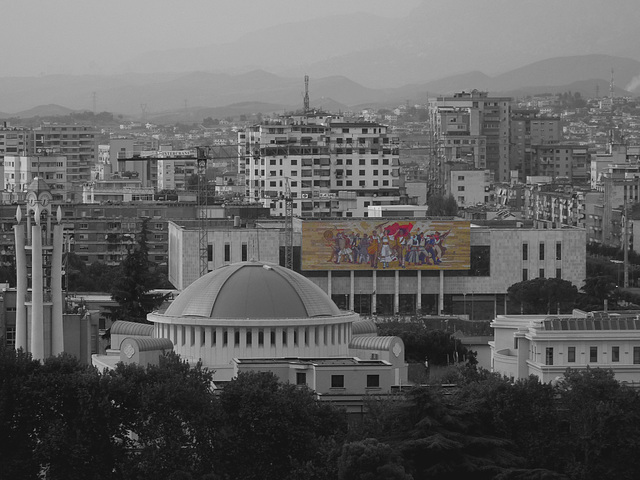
xmin=164 ymin=261 xmax=342 ymax=319
xmin=27 ymin=176 xmax=51 ymax=194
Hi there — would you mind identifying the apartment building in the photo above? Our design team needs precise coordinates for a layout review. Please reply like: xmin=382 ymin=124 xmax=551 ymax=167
xmin=446 ymin=167 xmax=492 ymax=207
xmin=238 ymin=114 xmax=402 ymax=218
xmin=430 ymin=90 xmax=511 ymax=185
xmin=530 ymin=143 xmax=589 ymax=182
xmin=32 ymin=124 xmax=98 ymax=199
xmin=510 ymin=109 xmax=562 ymax=180
xmin=3 ymin=155 xmax=68 ymax=201
xmin=0 ymin=125 xmax=31 ymax=160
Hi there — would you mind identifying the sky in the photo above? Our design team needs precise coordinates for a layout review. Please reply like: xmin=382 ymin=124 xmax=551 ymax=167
xmin=0 ymin=0 xmax=421 ymax=76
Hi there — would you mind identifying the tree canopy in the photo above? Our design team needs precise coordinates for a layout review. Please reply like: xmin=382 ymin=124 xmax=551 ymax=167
xmin=507 ymin=277 xmax=578 ymax=314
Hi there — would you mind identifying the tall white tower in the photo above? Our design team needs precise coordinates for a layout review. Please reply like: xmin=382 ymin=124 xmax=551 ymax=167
xmin=13 ymin=178 xmax=64 ymax=360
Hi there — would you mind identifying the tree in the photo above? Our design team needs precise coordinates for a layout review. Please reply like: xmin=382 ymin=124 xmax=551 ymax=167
xmin=507 ymin=278 xmax=578 ymax=314
xmin=377 ymin=323 xmax=476 ymax=366
xmin=215 ymin=371 xmax=347 ymax=480
xmin=427 ymin=194 xmax=458 ymax=216
xmin=554 ymin=368 xmax=640 ymax=480
xmin=107 ymin=353 xmax=217 ymax=479
xmin=110 ymin=218 xmax=168 ymax=322
xmin=337 ymin=439 xmax=412 ymax=480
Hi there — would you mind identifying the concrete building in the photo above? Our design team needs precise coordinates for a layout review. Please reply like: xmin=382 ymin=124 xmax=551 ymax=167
xmin=168 ymin=219 xmax=587 ymax=320
xmin=33 ymin=124 xmax=98 ymax=200
xmin=3 ymin=155 xmax=68 ymax=201
xmin=238 ymin=114 xmax=402 ymax=218
xmin=430 ymin=90 xmax=511 ymax=185
xmin=530 ymin=143 xmax=590 ymax=183
xmin=0 ymin=124 xmax=31 ymax=160
xmin=510 ymin=109 xmax=562 ymax=180
xmin=94 ymin=261 xmax=409 ymax=397
xmin=446 ymin=168 xmax=492 ymax=207
xmin=491 ymin=311 xmax=640 ymax=384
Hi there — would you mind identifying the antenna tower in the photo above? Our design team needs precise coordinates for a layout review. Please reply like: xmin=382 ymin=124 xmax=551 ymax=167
xmin=303 ymin=75 xmax=310 ymax=113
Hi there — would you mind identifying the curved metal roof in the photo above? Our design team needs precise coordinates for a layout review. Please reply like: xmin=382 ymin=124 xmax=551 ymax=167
xmin=351 ymin=319 xmax=378 ymax=336
xmin=349 ymin=335 xmax=397 ymax=350
xmin=111 ymin=320 xmax=154 ymax=336
xmin=125 ymin=337 xmax=174 ymax=352
xmin=164 ymin=261 xmax=341 ymax=319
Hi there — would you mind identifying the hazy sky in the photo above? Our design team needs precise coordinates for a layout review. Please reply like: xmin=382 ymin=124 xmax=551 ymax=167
xmin=0 ymin=0 xmax=421 ymax=76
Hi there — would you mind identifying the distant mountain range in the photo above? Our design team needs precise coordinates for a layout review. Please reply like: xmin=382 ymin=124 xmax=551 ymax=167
xmin=0 ymin=54 xmax=638 ymax=123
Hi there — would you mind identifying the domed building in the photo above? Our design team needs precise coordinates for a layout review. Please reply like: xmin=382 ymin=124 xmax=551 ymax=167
xmin=97 ymin=261 xmax=408 ymax=395
xmin=148 ymin=261 xmax=359 ymax=380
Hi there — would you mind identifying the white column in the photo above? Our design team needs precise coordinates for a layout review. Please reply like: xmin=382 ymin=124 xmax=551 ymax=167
xmin=439 ymin=270 xmax=444 ymax=315
xmin=51 ymin=224 xmax=64 ymax=356
xmin=417 ymin=271 xmax=422 ymax=313
xmin=327 ymin=271 xmax=332 ymax=297
xmin=349 ymin=271 xmax=355 ymax=311
xmin=14 ymin=225 xmax=27 ymax=352
xmin=372 ymin=271 xmax=377 ymax=314
xmin=394 ymin=270 xmax=400 ymax=314
xmin=31 ymin=225 xmax=44 ymax=360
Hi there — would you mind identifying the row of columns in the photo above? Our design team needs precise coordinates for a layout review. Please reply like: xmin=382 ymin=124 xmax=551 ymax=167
xmin=327 ymin=270 xmax=445 ymax=315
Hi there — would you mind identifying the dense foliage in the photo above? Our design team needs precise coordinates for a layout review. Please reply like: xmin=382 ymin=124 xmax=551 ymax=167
xmin=6 ymin=346 xmax=638 ymax=480
xmin=109 ymin=218 xmax=169 ymax=322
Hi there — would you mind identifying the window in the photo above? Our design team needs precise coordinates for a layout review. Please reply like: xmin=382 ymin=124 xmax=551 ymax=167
xmin=359 ymin=159 xmax=366 ymax=165
xmin=539 ymin=242 xmax=545 ymax=260
xmin=5 ymin=326 xmax=15 ymax=348
xmin=545 ymin=347 xmax=553 ymax=365
xmin=556 ymin=268 xmax=562 ymax=279
xmin=539 ymin=268 xmax=545 ymax=278
xmin=367 ymin=375 xmax=380 ymax=388
xmin=224 ymin=243 xmax=230 ymax=262
xmin=80 ymin=223 xmax=88 ymax=229
xmin=522 ymin=243 xmax=528 ymax=261
xmin=331 ymin=375 xmax=344 ymax=388
xmin=612 ymin=346 xmax=620 ymax=362
xmin=242 ymin=243 xmax=247 ymax=261
xmin=590 ymin=346 xmax=598 ymax=363
xmin=556 ymin=242 xmax=562 ymax=260
xmin=296 ymin=372 xmax=306 ymax=385
xmin=458 ymin=175 xmax=465 ymax=180
xmin=634 ymin=347 xmax=640 ymax=364
xmin=568 ymin=346 xmax=576 ymax=362
xmin=457 ymin=186 xmax=465 ymax=191
xmin=522 ymin=268 xmax=528 ymax=281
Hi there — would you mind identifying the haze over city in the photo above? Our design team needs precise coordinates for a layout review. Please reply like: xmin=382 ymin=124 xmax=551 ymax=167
xmin=2 ymin=0 xmax=640 ymax=117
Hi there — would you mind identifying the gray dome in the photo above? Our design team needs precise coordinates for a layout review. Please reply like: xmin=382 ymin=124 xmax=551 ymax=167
xmin=165 ymin=261 xmax=341 ymax=319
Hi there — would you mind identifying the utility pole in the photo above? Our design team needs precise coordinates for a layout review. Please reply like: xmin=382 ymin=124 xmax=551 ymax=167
xmin=624 ymin=199 xmax=629 ymax=288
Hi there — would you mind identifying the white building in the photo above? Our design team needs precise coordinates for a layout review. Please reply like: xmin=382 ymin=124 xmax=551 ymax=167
xmin=238 ymin=114 xmax=402 ymax=218
xmin=491 ymin=311 xmax=640 ymax=384
xmin=447 ymin=169 xmax=491 ymax=207
xmin=4 ymin=156 xmax=68 ymax=201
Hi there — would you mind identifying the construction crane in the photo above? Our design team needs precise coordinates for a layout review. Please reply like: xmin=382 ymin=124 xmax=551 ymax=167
xmin=117 ymin=145 xmax=238 ymax=277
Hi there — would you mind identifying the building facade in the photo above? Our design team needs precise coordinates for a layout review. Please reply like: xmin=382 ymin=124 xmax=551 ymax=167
xmin=430 ymin=90 xmax=511 ymax=185
xmin=491 ymin=311 xmax=640 ymax=384
xmin=238 ymin=114 xmax=402 ymax=218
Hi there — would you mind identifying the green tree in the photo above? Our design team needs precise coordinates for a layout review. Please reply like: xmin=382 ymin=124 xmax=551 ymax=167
xmin=507 ymin=278 xmax=578 ymax=314
xmin=0 ymin=347 xmax=43 ymax=479
xmin=337 ymin=438 xmax=412 ymax=480
xmin=555 ymin=368 xmax=640 ymax=480
xmin=108 ymin=353 xmax=217 ymax=479
xmin=215 ymin=371 xmax=347 ymax=480
xmin=427 ymin=194 xmax=458 ymax=216
xmin=110 ymin=219 xmax=168 ymax=322
xmin=377 ymin=323 xmax=476 ymax=365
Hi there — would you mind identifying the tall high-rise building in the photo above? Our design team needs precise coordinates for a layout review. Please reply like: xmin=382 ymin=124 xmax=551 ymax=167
xmin=0 ymin=124 xmax=31 ymax=160
xmin=430 ymin=91 xmax=511 ymax=186
xmin=238 ymin=114 xmax=401 ymax=218
xmin=32 ymin=124 xmax=98 ymax=200
xmin=510 ymin=109 xmax=562 ymax=180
